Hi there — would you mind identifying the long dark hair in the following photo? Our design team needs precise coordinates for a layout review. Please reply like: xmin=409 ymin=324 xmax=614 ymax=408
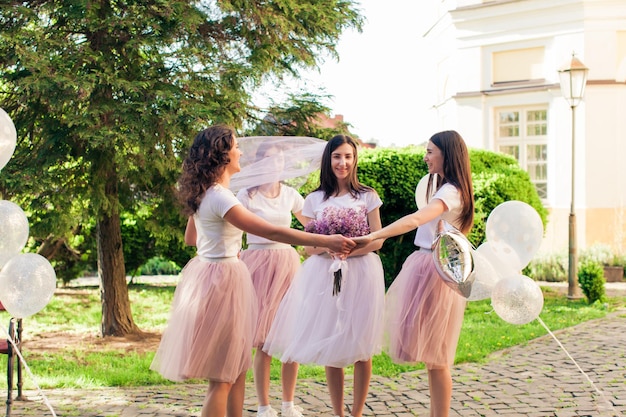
xmin=178 ymin=125 xmax=235 ymax=215
xmin=316 ymin=134 xmax=372 ymax=200
xmin=428 ymin=130 xmax=474 ymax=234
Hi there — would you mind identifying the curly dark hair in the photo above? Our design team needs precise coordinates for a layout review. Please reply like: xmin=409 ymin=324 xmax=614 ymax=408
xmin=178 ymin=125 xmax=235 ymax=215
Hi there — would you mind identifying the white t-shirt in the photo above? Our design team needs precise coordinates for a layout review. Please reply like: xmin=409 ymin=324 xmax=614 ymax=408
xmin=303 ymin=189 xmax=382 ymax=223
xmin=413 ymin=183 xmax=463 ymax=249
xmin=236 ymin=184 xmax=304 ymax=246
xmin=194 ymin=184 xmax=243 ymax=259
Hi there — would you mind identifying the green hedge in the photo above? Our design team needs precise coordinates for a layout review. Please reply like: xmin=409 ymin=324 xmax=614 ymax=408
xmin=301 ymin=145 xmax=548 ymax=287
xmin=61 ymin=145 xmax=547 ymax=287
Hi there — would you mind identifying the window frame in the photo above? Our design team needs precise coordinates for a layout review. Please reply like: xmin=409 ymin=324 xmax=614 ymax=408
xmin=495 ymin=105 xmax=549 ymax=200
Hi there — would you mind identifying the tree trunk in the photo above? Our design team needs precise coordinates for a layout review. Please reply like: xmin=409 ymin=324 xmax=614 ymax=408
xmin=97 ymin=173 xmax=141 ymax=337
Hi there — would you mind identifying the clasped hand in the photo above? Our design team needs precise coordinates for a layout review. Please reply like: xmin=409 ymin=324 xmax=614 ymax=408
xmin=328 ymin=233 xmax=374 ymax=257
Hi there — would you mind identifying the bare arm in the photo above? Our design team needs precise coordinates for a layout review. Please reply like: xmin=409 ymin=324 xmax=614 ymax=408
xmin=224 ymin=204 xmax=355 ymax=254
xmin=353 ymin=199 xmax=448 ymax=247
xmin=298 ymin=214 xmax=330 ymax=256
xmin=293 ymin=210 xmax=309 ymax=229
xmin=184 ymin=216 xmax=197 ymax=246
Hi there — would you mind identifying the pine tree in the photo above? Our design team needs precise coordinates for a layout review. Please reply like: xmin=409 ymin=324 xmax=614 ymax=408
xmin=0 ymin=0 xmax=362 ymax=336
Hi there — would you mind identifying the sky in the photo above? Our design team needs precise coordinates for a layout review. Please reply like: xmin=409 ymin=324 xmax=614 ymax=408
xmin=288 ymin=1 xmax=434 ymax=148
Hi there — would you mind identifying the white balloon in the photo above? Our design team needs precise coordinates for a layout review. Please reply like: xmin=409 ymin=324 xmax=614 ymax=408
xmin=485 ymin=200 xmax=544 ymax=270
xmin=476 ymin=242 xmax=518 ymax=281
xmin=0 ymin=253 xmax=57 ymax=318
xmin=414 ymin=174 xmax=439 ymax=209
xmin=415 ymin=174 xmax=429 ymax=209
xmin=467 ymin=249 xmax=500 ymax=301
xmin=491 ymin=274 xmax=544 ymax=325
xmin=487 ymin=238 xmax=524 ymax=271
xmin=0 ymin=200 xmax=29 ymax=268
xmin=0 ymin=107 xmax=17 ymax=171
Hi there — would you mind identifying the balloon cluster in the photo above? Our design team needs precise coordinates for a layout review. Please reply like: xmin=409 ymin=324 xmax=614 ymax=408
xmin=432 ymin=200 xmax=544 ymax=325
xmin=0 ymin=108 xmax=57 ymax=319
xmin=472 ymin=201 xmax=545 ymax=324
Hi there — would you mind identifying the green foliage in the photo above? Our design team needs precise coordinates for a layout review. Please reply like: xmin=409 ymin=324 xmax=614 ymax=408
xmin=580 ymin=244 xmax=618 ymax=266
xmin=577 ymin=260 xmax=607 ymax=304
xmin=0 ymin=2 xmax=547 ymax=296
xmin=2 ymin=284 xmax=619 ymax=389
xmin=0 ymin=1 xmax=363 ymax=291
xmin=353 ymin=146 xmax=548 ymax=286
xmin=295 ymin=145 xmax=547 ymax=287
xmin=469 ymin=150 xmax=548 ymax=246
xmin=524 ymin=252 xmax=567 ymax=282
xmin=245 ymin=93 xmax=352 ymax=139
xmin=138 ymin=256 xmax=181 ymax=276
xmin=357 ymin=147 xmax=427 ymax=285
xmin=121 ymin=213 xmax=156 ymax=277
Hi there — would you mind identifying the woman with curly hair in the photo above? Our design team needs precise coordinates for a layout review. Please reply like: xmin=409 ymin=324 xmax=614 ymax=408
xmin=150 ymin=125 xmax=356 ymax=417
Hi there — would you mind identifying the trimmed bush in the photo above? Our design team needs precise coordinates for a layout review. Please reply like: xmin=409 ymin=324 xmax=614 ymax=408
xmin=138 ymin=256 xmax=181 ymax=276
xmin=577 ymin=260 xmax=607 ymax=304
xmin=301 ymin=145 xmax=548 ymax=287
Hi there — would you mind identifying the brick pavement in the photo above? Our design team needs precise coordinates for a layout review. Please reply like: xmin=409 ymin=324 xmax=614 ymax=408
xmin=8 ymin=310 xmax=625 ymax=417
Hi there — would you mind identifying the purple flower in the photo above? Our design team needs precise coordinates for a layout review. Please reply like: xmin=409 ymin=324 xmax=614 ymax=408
xmin=305 ymin=206 xmax=371 ymax=295
xmin=305 ymin=206 xmax=370 ymax=237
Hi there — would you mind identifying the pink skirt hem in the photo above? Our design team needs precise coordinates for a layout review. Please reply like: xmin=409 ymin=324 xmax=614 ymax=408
xmin=150 ymin=257 xmax=257 ymax=383
xmin=385 ymin=250 xmax=466 ymax=368
xmin=240 ymin=247 xmax=300 ymax=347
xmin=263 ymin=252 xmax=385 ymax=368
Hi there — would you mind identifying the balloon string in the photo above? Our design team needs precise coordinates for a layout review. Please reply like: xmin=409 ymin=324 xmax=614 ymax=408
xmin=536 ymin=317 xmax=615 ymax=415
xmin=0 ymin=322 xmax=58 ymax=417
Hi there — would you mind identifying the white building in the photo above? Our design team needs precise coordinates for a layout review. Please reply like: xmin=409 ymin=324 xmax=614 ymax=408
xmin=421 ymin=0 xmax=626 ymax=255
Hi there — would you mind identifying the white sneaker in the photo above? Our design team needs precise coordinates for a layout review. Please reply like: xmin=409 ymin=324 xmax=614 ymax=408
xmin=257 ymin=407 xmax=279 ymax=417
xmin=281 ymin=405 xmax=304 ymax=417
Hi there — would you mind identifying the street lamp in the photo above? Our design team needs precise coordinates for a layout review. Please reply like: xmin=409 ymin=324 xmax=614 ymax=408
xmin=558 ymin=53 xmax=589 ymax=299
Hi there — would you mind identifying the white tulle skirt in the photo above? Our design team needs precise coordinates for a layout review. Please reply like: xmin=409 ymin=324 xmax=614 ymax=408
xmin=240 ymin=247 xmax=301 ymax=348
xmin=150 ymin=256 xmax=257 ymax=383
xmin=263 ymin=252 xmax=385 ymax=368
xmin=385 ymin=249 xmax=466 ymax=369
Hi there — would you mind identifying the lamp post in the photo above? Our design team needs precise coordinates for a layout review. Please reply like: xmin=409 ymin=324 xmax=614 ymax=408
xmin=558 ymin=53 xmax=588 ymax=299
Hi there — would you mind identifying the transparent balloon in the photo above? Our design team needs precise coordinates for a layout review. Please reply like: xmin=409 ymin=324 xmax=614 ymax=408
xmin=467 ymin=249 xmax=500 ymax=301
xmin=0 ymin=253 xmax=57 ymax=318
xmin=485 ymin=200 xmax=543 ymax=270
xmin=0 ymin=107 xmax=17 ymax=171
xmin=0 ymin=200 xmax=29 ymax=268
xmin=475 ymin=242 xmax=518 ymax=281
xmin=491 ymin=274 xmax=544 ymax=325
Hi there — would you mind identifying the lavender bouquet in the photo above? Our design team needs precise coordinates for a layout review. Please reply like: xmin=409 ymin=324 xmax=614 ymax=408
xmin=305 ymin=206 xmax=370 ymax=295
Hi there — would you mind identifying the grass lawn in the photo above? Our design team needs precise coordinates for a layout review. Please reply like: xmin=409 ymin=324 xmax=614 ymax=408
xmin=0 ymin=281 xmax=623 ymax=390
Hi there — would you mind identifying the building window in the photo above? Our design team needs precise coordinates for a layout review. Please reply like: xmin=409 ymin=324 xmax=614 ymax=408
xmin=496 ymin=107 xmax=548 ymax=199
xmin=492 ymin=47 xmax=545 ymax=85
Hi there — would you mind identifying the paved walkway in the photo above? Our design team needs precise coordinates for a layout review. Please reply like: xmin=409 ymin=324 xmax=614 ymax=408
xmin=8 ymin=308 xmax=626 ymax=417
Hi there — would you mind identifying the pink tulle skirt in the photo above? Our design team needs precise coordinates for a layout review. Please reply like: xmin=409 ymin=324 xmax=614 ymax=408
xmin=385 ymin=250 xmax=466 ymax=369
xmin=150 ymin=256 xmax=257 ymax=383
xmin=263 ymin=252 xmax=385 ymax=368
xmin=240 ymin=247 xmax=300 ymax=348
